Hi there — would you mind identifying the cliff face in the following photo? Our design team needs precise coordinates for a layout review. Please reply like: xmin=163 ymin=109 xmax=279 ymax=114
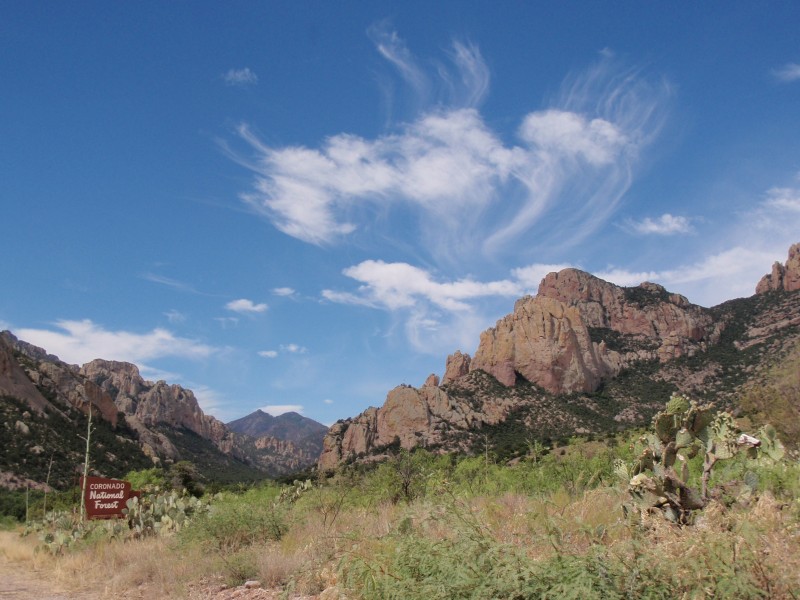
xmin=0 ymin=335 xmax=51 ymax=415
xmin=83 ymin=361 xmax=216 ymax=435
xmin=471 ymin=270 xmax=715 ymax=393
xmin=756 ymin=243 xmax=800 ymax=294
xmin=1 ymin=332 xmax=120 ymax=426
xmin=320 ymin=249 xmax=800 ymax=470
xmin=2 ymin=334 xmax=318 ymax=478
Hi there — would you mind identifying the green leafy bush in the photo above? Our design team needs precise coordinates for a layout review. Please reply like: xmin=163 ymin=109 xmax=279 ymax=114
xmin=183 ymin=484 xmax=288 ymax=552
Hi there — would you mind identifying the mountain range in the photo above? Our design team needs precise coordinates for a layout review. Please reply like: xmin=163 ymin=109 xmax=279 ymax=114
xmin=0 ymin=336 xmax=326 ymax=490
xmin=2 ymin=243 xmax=798 ymax=489
xmin=319 ymin=243 xmax=800 ymax=469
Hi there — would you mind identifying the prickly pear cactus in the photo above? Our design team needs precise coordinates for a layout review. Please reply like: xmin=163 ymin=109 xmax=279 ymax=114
xmin=123 ymin=490 xmax=209 ymax=538
xmin=624 ymin=394 xmax=785 ymax=525
xmin=278 ymin=479 xmax=314 ymax=504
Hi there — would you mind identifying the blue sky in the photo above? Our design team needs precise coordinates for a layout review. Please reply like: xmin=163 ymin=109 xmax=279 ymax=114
xmin=2 ymin=2 xmax=799 ymax=425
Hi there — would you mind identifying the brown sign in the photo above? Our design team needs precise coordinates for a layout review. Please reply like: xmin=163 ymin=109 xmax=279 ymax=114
xmin=80 ymin=476 xmax=133 ymax=519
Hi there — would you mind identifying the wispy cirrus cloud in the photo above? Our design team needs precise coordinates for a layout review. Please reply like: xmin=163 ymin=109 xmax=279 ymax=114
xmin=142 ymin=273 xmax=201 ymax=294
xmin=223 ymin=67 xmax=258 ymax=86
xmin=230 ymin=32 xmax=669 ymax=264
xmin=624 ymin=213 xmax=693 ymax=235
xmin=367 ymin=22 xmax=490 ymax=111
xmin=14 ymin=320 xmax=215 ymax=366
xmin=772 ymin=63 xmax=800 ymax=83
xmin=225 ymin=298 xmax=268 ymax=314
xmin=258 ymin=350 xmax=278 ymax=358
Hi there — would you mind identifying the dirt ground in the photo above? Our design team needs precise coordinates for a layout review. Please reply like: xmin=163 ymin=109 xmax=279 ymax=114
xmin=0 ymin=533 xmax=326 ymax=599
xmin=0 ymin=553 xmax=99 ymax=600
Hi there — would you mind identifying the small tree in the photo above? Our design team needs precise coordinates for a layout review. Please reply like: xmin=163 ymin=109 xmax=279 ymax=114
xmin=167 ymin=461 xmax=204 ymax=496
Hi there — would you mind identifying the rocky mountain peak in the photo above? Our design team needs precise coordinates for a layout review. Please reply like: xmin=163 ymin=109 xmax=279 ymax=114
xmin=443 ymin=351 xmax=471 ymax=384
xmin=470 ymin=268 xmax=714 ymax=393
xmin=756 ymin=243 xmax=800 ymax=294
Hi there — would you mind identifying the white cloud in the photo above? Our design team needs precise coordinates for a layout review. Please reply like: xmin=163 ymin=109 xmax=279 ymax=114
xmin=625 ymin=213 xmax=693 ymax=235
xmin=323 ymin=260 xmax=553 ymax=355
xmin=223 ymin=67 xmax=258 ymax=86
xmin=280 ymin=343 xmax=307 ymax=354
xmin=773 ymin=63 xmax=800 ymax=83
xmin=323 ymin=399 xmax=334 ymax=405
xmin=594 ymin=268 xmax=661 ymax=288
xmin=272 ymin=287 xmax=296 ymax=297
xmin=258 ymin=350 xmax=278 ymax=358
xmin=164 ymin=309 xmax=186 ymax=324
xmin=225 ymin=298 xmax=268 ymax=314
xmin=231 ymin=45 xmax=668 ymax=261
xmin=763 ymin=187 xmax=800 ymax=212
xmin=598 ymin=181 xmax=800 ymax=305
xmin=518 ymin=110 xmax=627 ymax=166
xmin=324 ymin=260 xmax=522 ymax=312
xmin=14 ymin=320 xmax=215 ymax=366
xmin=259 ymin=404 xmax=304 ymax=416
xmin=595 ymin=246 xmax=777 ymax=306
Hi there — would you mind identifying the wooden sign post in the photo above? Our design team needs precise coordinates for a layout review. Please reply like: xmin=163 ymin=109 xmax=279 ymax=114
xmin=79 ymin=476 xmax=135 ymax=519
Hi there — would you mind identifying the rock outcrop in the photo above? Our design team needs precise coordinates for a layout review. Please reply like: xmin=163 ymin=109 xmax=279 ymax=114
xmin=443 ymin=351 xmax=471 ymax=384
xmin=1 ymin=332 xmax=119 ymax=425
xmin=2 ymin=332 xmax=318 ymax=477
xmin=0 ymin=334 xmax=51 ymax=415
xmin=82 ymin=359 xmax=228 ymax=445
xmin=471 ymin=269 xmax=715 ymax=393
xmin=319 ymin=383 xmax=488 ymax=471
xmin=318 ymin=264 xmax=749 ymax=470
xmin=756 ymin=243 xmax=800 ymax=294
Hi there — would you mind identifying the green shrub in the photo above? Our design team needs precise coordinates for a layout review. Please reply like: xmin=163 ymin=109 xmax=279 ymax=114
xmin=184 ymin=484 xmax=288 ymax=552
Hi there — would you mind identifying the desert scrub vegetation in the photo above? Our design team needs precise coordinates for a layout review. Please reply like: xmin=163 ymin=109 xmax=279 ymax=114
xmin=5 ymin=400 xmax=800 ymax=598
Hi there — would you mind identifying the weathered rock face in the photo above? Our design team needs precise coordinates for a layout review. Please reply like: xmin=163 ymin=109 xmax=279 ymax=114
xmin=84 ymin=360 xmax=231 ymax=440
xmin=471 ymin=269 xmax=715 ymax=393
xmin=3 ymin=334 xmax=315 ymax=476
xmin=443 ymin=351 xmax=471 ymax=384
xmin=318 ymin=379 xmax=507 ymax=471
xmin=0 ymin=334 xmax=51 ymax=415
xmin=319 ymin=267 xmax=722 ymax=469
xmin=1 ymin=332 xmax=119 ymax=425
xmin=756 ymin=243 xmax=800 ymax=294
xmin=423 ymin=373 xmax=440 ymax=387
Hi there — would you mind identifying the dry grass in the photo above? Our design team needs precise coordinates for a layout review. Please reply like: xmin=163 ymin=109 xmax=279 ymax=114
xmin=0 ymin=529 xmax=40 ymax=562
xmin=6 ymin=479 xmax=799 ymax=599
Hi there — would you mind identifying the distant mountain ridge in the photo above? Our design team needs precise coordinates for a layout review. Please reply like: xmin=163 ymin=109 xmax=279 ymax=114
xmin=319 ymin=243 xmax=800 ymax=470
xmin=0 ymin=334 xmax=325 ymax=489
xmin=227 ymin=409 xmax=327 ymax=460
